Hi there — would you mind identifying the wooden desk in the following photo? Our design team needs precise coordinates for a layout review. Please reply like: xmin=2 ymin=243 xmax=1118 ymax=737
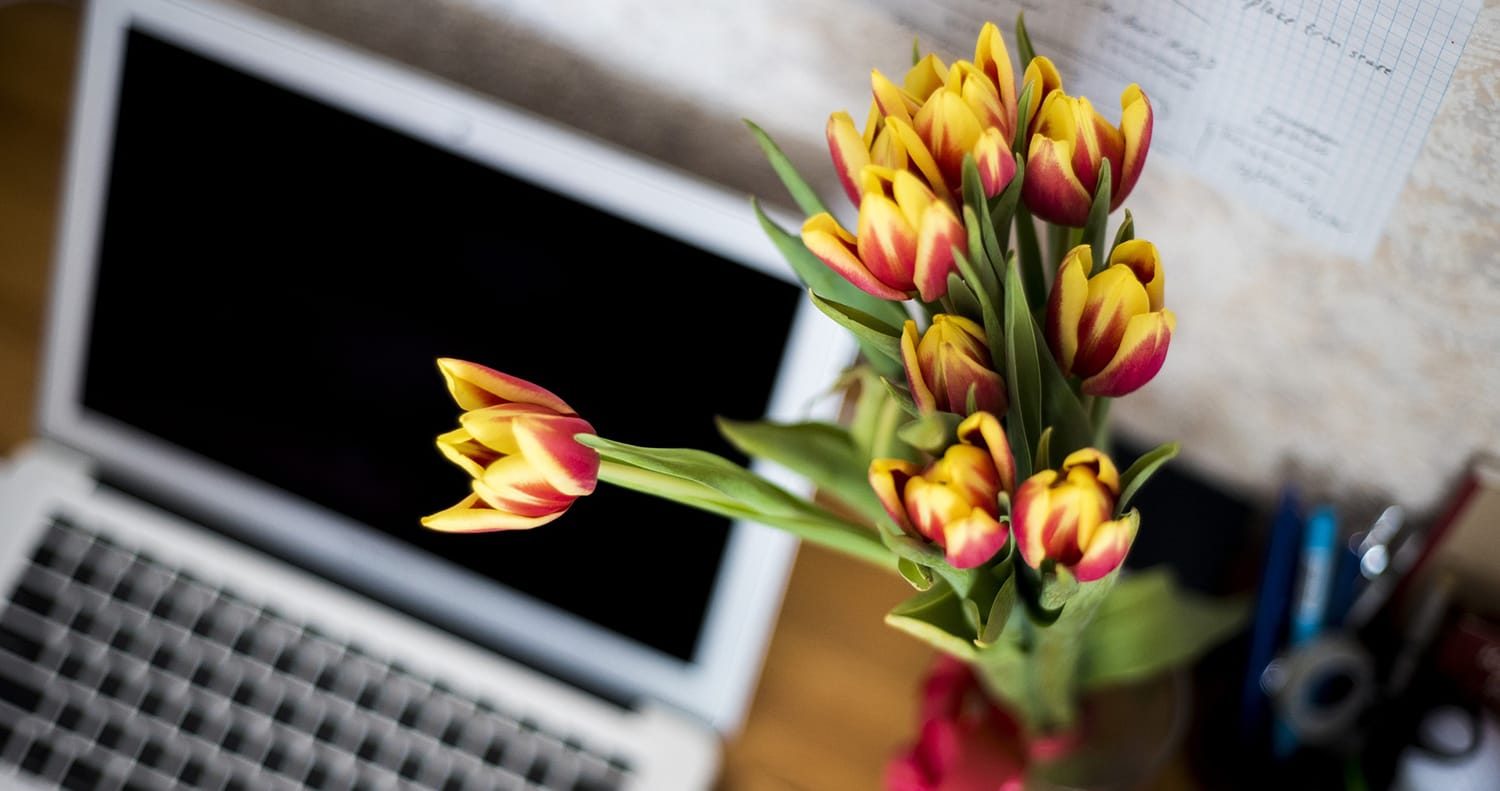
xmin=0 ymin=4 xmax=938 ymax=789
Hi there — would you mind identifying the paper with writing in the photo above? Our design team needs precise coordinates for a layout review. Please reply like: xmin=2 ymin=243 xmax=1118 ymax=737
xmin=870 ymin=0 xmax=1482 ymax=261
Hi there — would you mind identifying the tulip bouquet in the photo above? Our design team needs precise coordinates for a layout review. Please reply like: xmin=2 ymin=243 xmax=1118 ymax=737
xmin=420 ymin=14 xmax=1245 ymax=788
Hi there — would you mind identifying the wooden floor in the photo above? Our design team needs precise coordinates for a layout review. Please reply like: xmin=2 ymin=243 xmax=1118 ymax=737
xmin=0 ymin=4 xmax=1201 ymax=789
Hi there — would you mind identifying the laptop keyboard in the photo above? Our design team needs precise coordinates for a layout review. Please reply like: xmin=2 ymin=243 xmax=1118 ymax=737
xmin=0 ymin=515 xmax=635 ymax=791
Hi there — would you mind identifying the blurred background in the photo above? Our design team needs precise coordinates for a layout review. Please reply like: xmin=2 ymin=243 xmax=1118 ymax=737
xmin=3 ymin=0 xmax=1499 ymax=789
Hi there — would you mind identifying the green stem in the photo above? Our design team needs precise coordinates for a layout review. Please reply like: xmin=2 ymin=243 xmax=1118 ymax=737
xmin=1089 ymin=395 xmax=1112 ymax=452
xmin=596 ymin=461 xmax=896 ymax=570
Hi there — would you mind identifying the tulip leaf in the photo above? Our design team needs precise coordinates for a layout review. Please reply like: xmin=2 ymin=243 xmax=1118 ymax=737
xmin=989 ymin=153 xmax=1024 ymax=256
xmin=750 ymin=197 xmax=910 ymax=332
xmin=1003 ymin=256 xmax=1042 ymax=481
xmin=961 ymin=155 xmax=1004 ymax=280
xmin=1034 ymin=425 xmax=1053 ymax=474
xmin=744 ymin=119 xmax=828 ymax=219
xmin=1082 ymin=160 xmax=1113 ymax=276
xmin=1016 ymin=12 xmax=1038 ymax=76
xmin=1115 ymin=441 xmax=1180 ymax=517
xmin=1013 ymin=203 xmax=1046 ymax=312
xmin=898 ymin=557 xmax=935 ymax=591
xmin=886 ymin=584 xmax=980 ymax=661
xmin=1077 ymin=566 xmax=1252 ymax=690
xmin=870 ymin=380 xmax=923 ymax=461
xmin=944 ymin=270 xmax=984 ymax=325
xmin=882 ymin=533 xmax=980 ymax=598
xmin=1013 ymin=560 xmax=1061 ymax=626
xmin=1013 ymin=80 xmax=1035 ymax=158
xmin=896 ymin=411 xmax=962 ymax=455
xmin=715 ymin=417 xmax=887 ymax=526
xmin=978 ymin=572 xmax=1018 ymax=646
xmin=593 ymin=457 xmax=895 ymax=569
xmin=1110 ymin=208 xmax=1135 ymax=260
xmin=953 ymin=242 xmax=1006 ymax=379
xmin=805 ymin=289 xmax=904 ymax=370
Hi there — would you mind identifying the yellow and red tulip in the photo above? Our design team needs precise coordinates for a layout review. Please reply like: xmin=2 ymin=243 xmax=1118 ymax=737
xmin=421 ymin=358 xmax=599 ymax=533
xmin=901 ymin=315 xmax=1008 ymax=417
xmin=801 ymin=166 xmax=966 ymax=302
xmin=1045 ymin=241 xmax=1174 ymax=397
xmin=913 ymin=64 xmax=1018 ymax=199
xmin=869 ymin=412 xmax=1016 ymax=569
xmin=1021 ymin=70 xmax=1153 ymax=227
xmin=1013 ymin=448 xmax=1138 ymax=582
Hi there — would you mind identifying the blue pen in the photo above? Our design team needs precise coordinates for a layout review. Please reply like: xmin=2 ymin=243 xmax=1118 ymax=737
xmin=1273 ymin=503 xmax=1339 ymax=757
xmin=1240 ymin=487 xmax=1304 ymax=749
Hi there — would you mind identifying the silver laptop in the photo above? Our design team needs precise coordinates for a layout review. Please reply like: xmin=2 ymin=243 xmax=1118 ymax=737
xmin=0 ymin=0 xmax=856 ymax=788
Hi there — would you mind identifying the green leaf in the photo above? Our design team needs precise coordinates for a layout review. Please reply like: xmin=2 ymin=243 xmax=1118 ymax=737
xmin=898 ymin=557 xmax=934 ymax=591
xmin=961 ymin=156 xmax=1004 ymax=281
xmin=743 ymin=119 xmax=828 ymax=218
xmin=1034 ymin=426 xmax=1053 ymax=474
xmin=886 ymin=584 xmax=980 ymax=661
xmin=1012 ymin=81 xmax=1035 ymax=159
xmin=1035 ymin=338 xmax=1095 ymax=460
xmin=944 ymin=269 xmax=983 ymax=325
xmin=1003 ymin=257 xmax=1042 ymax=480
xmin=1110 ymin=208 xmax=1135 ymax=259
xmin=1013 ymin=203 xmax=1046 ymax=312
xmin=806 ymin=289 xmax=904 ymax=368
xmin=989 ymin=153 xmax=1025 ymax=255
xmin=978 ymin=572 xmax=1018 ymax=646
xmin=1082 ymin=160 xmax=1112 ymax=275
xmin=593 ymin=458 xmax=894 ymax=569
xmin=882 ymin=533 xmax=980 ymax=598
xmin=878 ymin=376 xmax=921 ymax=420
xmin=953 ymin=245 xmax=1007 ymax=377
xmin=715 ymin=417 xmax=886 ymax=526
xmin=1116 ymin=441 xmax=1180 ymax=517
xmin=896 ymin=411 xmax=962 ymax=455
xmin=1016 ymin=12 xmax=1037 ymax=73
xmin=750 ymin=197 xmax=910 ymax=331
xmin=1077 ymin=566 xmax=1252 ymax=690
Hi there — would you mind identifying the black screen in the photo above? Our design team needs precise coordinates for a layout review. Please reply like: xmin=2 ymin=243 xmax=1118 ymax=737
xmin=81 ymin=29 xmax=802 ymax=662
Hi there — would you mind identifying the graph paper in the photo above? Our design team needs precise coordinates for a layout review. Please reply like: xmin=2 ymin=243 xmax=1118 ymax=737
xmin=870 ymin=0 xmax=1483 ymax=261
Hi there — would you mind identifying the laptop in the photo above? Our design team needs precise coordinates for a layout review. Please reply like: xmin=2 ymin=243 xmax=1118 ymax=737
xmin=0 ymin=0 xmax=857 ymax=788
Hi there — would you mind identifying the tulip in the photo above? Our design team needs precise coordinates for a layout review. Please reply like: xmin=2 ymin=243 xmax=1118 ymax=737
xmin=421 ymin=358 xmax=599 ymax=533
xmin=901 ymin=315 xmax=1008 ymax=417
xmin=801 ymin=167 xmax=966 ymax=302
xmin=1045 ymin=241 xmax=1175 ymax=397
xmin=869 ymin=412 xmax=1015 ymax=569
xmin=1013 ymin=448 xmax=1139 ymax=582
xmin=885 ymin=654 xmax=1027 ymax=791
xmin=827 ymin=62 xmax=949 ymax=208
xmin=913 ymin=63 xmax=1019 ymax=199
xmin=1021 ymin=70 xmax=1153 ymax=227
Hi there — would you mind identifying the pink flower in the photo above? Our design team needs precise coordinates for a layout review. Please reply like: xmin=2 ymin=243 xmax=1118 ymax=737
xmin=884 ymin=655 xmax=1027 ymax=791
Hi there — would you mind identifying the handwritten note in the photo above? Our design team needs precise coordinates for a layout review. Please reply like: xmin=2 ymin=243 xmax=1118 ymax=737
xmin=869 ymin=0 xmax=1483 ymax=260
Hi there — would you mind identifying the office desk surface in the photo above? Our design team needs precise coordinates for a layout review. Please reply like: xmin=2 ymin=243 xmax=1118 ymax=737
xmin=0 ymin=4 xmax=1196 ymax=789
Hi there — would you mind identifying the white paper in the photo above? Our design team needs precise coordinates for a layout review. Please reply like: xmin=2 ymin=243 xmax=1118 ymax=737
xmin=870 ymin=0 xmax=1482 ymax=261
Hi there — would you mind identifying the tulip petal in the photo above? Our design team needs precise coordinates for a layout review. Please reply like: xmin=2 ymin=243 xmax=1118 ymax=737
xmin=1022 ymin=135 xmax=1092 ymax=227
xmin=1114 ymin=84 xmax=1153 ymax=211
xmin=870 ymin=458 xmax=923 ymax=539
xmin=973 ymin=128 xmax=1016 ymax=199
xmin=940 ymin=351 xmax=1007 ymax=418
xmin=872 ymin=69 xmax=921 ymax=123
xmin=458 ymin=403 xmax=559 ymax=453
xmin=1073 ymin=264 xmax=1150 ymax=379
xmin=420 ymin=493 xmax=563 ymax=533
xmin=802 ymin=213 xmax=909 ymax=300
xmin=857 ymin=194 xmax=921 ymax=293
xmin=942 ymin=511 xmax=1008 ymax=569
xmin=1109 ymin=239 xmax=1164 ymax=310
xmin=434 ymin=427 xmax=497 ymax=478
xmin=827 ymin=111 xmax=871 ymax=208
xmin=436 ymin=358 xmax=575 ymax=414
xmin=1072 ymin=510 xmax=1140 ymax=582
xmin=476 ymin=455 xmax=577 ymax=516
xmin=512 ymin=414 xmax=599 ymax=496
xmin=958 ymin=412 xmax=1015 ymax=496
xmin=885 ymin=115 xmax=950 ymax=198
xmin=1012 ymin=472 xmax=1057 ymax=568
xmin=912 ymin=203 xmax=964 ymax=302
xmin=915 ymin=88 xmax=983 ymax=190
xmin=904 ymin=477 xmax=973 ymax=544
xmin=901 ymin=320 xmax=938 ymax=414
xmin=1046 ymin=246 xmax=1091 ymax=375
xmin=1081 ymin=309 xmax=1176 ymax=397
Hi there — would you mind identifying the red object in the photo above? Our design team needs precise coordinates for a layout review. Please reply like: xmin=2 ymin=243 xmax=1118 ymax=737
xmin=884 ymin=655 xmax=1029 ymax=791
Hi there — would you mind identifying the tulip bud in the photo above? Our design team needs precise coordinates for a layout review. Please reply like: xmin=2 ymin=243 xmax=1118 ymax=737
xmin=1013 ymin=448 xmax=1139 ymax=582
xmin=901 ymin=315 xmax=1008 ymax=417
xmin=802 ymin=167 xmax=966 ymax=302
xmin=869 ymin=412 xmax=1015 ymax=569
xmin=1045 ymin=241 xmax=1175 ymax=397
xmin=1021 ymin=72 xmax=1153 ymax=227
xmin=422 ymin=358 xmax=599 ymax=532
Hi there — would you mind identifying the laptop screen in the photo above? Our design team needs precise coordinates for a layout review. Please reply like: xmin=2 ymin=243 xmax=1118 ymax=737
xmin=77 ymin=26 xmax=803 ymax=667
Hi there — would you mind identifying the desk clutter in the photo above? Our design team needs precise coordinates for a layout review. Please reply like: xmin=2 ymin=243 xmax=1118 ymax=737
xmin=1227 ymin=454 xmax=1500 ymax=789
